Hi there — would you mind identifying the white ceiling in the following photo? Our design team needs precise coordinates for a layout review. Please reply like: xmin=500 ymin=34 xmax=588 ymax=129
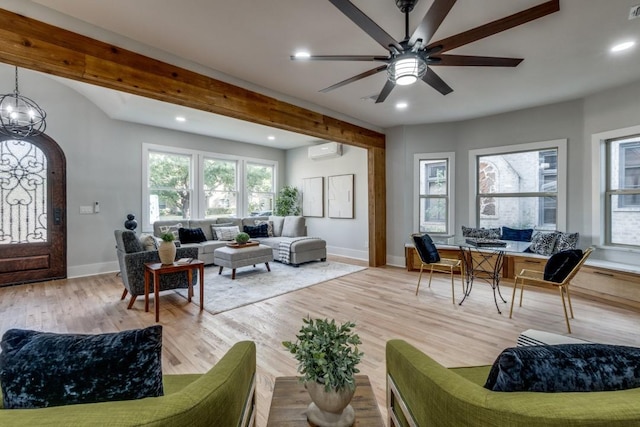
xmin=2 ymin=0 xmax=640 ymax=147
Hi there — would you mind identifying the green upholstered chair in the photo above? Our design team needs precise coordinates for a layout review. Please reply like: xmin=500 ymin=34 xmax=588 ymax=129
xmin=0 ymin=341 xmax=256 ymax=426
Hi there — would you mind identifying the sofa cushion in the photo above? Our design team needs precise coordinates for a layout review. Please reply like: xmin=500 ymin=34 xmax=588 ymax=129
xmin=484 ymin=343 xmax=640 ymax=392
xmin=501 ymin=226 xmax=534 ymax=242
xmin=255 ymin=220 xmax=274 ymax=237
xmin=178 ymin=227 xmax=207 ymax=244
xmin=462 ymin=226 xmax=501 ymax=239
xmin=269 ymin=216 xmax=285 ymax=237
xmin=554 ymin=232 xmax=579 ymax=253
xmin=0 ymin=326 xmax=164 ymax=409
xmin=282 ymin=216 xmax=305 ymax=237
xmin=158 ymin=223 xmax=183 ymax=241
xmin=209 ymin=222 xmax=234 ymax=240
xmin=543 ymin=249 xmax=583 ymax=282
xmin=528 ymin=231 xmax=559 ymax=256
xmin=244 ymin=224 xmax=269 ymax=238
xmin=213 ymin=226 xmax=240 ymax=241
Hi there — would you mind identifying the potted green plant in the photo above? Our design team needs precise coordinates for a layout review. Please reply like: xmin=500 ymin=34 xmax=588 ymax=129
xmin=235 ymin=232 xmax=250 ymax=244
xmin=158 ymin=232 xmax=176 ymax=265
xmin=274 ymin=185 xmax=301 ymax=216
xmin=283 ymin=317 xmax=363 ymax=426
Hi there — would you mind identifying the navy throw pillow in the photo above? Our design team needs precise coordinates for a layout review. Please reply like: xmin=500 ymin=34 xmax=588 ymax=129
xmin=501 ymin=226 xmax=534 ymax=242
xmin=484 ymin=343 xmax=640 ymax=392
xmin=543 ymin=249 xmax=583 ymax=282
xmin=244 ymin=224 xmax=269 ymax=238
xmin=412 ymin=234 xmax=440 ymax=263
xmin=178 ymin=227 xmax=207 ymax=244
xmin=0 ymin=326 xmax=164 ymax=409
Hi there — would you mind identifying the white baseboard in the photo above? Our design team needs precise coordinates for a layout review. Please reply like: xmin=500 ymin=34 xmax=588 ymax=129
xmin=68 ymin=261 xmax=118 ymax=279
xmin=326 ymin=245 xmax=368 ymax=262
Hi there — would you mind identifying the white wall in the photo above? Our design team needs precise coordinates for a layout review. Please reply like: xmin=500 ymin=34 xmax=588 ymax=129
xmin=286 ymin=144 xmax=369 ymax=261
xmin=0 ymin=67 xmax=287 ymax=277
xmin=387 ymin=78 xmax=640 ymax=267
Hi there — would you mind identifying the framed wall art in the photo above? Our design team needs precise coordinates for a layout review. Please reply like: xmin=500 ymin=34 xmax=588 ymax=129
xmin=302 ymin=176 xmax=324 ymax=217
xmin=328 ymin=174 xmax=354 ymax=219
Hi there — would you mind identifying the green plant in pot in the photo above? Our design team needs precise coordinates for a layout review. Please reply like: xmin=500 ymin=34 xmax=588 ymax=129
xmin=235 ymin=232 xmax=250 ymax=244
xmin=283 ymin=317 xmax=363 ymax=427
xmin=274 ymin=185 xmax=301 ymax=216
xmin=158 ymin=232 xmax=177 ymax=265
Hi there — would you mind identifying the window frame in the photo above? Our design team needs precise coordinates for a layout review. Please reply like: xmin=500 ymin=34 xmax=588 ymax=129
xmin=142 ymin=143 xmax=277 ymax=230
xmin=468 ymin=139 xmax=567 ymax=231
xmin=413 ymin=152 xmax=455 ymax=236
xmin=245 ymin=161 xmax=276 ymax=215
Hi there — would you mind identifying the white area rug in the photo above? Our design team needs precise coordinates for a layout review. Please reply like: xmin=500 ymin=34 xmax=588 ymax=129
xmin=176 ymin=261 xmax=366 ymax=315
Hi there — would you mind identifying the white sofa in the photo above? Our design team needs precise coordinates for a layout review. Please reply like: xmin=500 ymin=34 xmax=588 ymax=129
xmin=152 ymin=216 xmax=326 ymax=267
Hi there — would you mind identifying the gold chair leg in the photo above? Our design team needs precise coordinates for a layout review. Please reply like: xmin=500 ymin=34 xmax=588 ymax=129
xmin=416 ymin=264 xmax=425 ymax=295
xmin=559 ymin=286 xmax=572 ymax=334
xmin=518 ymin=281 xmax=525 ymax=307
xmin=449 ymin=268 xmax=455 ymax=305
xmin=565 ymin=286 xmax=574 ymax=318
xmin=428 ymin=266 xmax=434 ymax=288
xmin=509 ymin=279 xmax=519 ymax=318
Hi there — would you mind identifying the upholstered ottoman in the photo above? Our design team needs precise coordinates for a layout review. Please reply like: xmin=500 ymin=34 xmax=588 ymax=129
xmin=277 ymin=237 xmax=327 ymax=267
xmin=213 ymin=244 xmax=273 ymax=279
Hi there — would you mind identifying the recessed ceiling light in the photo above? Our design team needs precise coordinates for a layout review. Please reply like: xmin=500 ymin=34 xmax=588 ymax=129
xmin=396 ymin=102 xmax=408 ymax=109
xmin=611 ymin=41 xmax=635 ymax=53
xmin=175 ymin=116 xmax=186 ymax=122
xmin=294 ymin=51 xmax=311 ymax=59
xmin=267 ymin=135 xmax=276 ymax=140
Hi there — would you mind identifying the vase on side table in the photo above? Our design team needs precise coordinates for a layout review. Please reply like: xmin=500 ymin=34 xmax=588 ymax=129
xmin=158 ymin=241 xmax=176 ymax=265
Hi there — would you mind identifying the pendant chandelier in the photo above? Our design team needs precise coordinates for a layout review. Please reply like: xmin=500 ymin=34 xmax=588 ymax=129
xmin=0 ymin=67 xmax=47 ymax=139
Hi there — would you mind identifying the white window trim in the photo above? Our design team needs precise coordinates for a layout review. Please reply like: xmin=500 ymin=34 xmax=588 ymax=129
xmin=591 ymin=124 xmax=640 ymax=250
xmin=142 ymin=143 xmax=277 ymax=231
xmin=468 ymin=139 xmax=567 ymax=230
xmin=413 ymin=151 xmax=455 ymax=236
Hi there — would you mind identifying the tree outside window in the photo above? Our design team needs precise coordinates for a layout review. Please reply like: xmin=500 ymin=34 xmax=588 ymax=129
xmin=419 ymin=159 xmax=448 ymax=233
xmin=246 ymin=162 xmax=274 ymax=214
xmin=148 ymin=151 xmax=191 ymax=222
xmin=204 ymin=158 xmax=237 ymax=218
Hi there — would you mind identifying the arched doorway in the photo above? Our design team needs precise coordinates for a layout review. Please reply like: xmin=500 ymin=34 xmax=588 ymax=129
xmin=0 ymin=134 xmax=66 ymax=286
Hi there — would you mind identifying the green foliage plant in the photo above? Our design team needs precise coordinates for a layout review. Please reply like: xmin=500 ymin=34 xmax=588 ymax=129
xmin=160 ymin=232 xmax=175 ymax=242
xmin=274 ymin=185 xmax=301 ymax=216
xmin=282 ymin=317 xmax=363 ymax=392
xmin=235 ymin=232 xmax=250 ymax=244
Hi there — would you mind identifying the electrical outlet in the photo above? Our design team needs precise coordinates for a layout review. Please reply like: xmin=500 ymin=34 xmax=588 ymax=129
xmin=79 ymin=206 xmax=93 ymax=214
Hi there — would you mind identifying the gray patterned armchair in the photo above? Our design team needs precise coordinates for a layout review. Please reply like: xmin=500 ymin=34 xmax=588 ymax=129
xmin=114 ymin=230 xmax=199 ymax=309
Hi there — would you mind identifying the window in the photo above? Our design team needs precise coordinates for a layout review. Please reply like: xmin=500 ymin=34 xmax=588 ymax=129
xmin=246 ymin=162 xmax=275 ymax=215
xmin=414 ymin=152 xmax=455 ymax=235
xmin=469 ymin=139 xmax=567 ymax=231
xmin=147 ymin=151 xmax=192 ymax=222
xmin=606 ymin=136 xmax=640 ymax=246
xmin=142 ymin=144 xmax=277 ymax=229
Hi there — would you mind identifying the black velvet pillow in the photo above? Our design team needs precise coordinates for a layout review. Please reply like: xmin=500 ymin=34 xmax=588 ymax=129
xmin=501 ymin=226 xmax=534 ymax=242
xmin=484 ymin=344 xmax=640 ymax=392
xmin=178 ymin=227 xmax=207 ymax=244
xmin=543 ymin=249 xmax=583 ymax=282
xmin=244 ymin=224 xmax=269 ymax=238
xmin=0 ymin=326 xmax=164 ymax=409
xmin=412 ymin=234 xmax=440 ymax=263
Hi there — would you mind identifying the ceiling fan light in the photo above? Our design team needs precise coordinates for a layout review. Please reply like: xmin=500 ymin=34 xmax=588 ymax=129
xmin=388 ymin=56 xmax=426 ymax=86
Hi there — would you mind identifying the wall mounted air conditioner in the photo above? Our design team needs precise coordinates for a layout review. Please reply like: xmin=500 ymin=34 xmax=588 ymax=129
xmin=308 ymin=142 xmax=342 ymax=160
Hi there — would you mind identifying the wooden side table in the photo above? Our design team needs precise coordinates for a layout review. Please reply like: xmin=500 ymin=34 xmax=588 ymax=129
xmin=266 ymin=375 xmax=384 ymax=427
xmin=143 ymin=260 xmax=205 ymax=322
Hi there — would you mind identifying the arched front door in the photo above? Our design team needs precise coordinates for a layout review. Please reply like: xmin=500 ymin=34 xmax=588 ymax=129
xmin=0 ymin=134 xmax=66 ymax=286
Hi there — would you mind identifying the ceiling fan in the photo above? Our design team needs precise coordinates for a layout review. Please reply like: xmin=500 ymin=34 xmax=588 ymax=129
xmin=291 ymin=0 xmax=560 ymax=103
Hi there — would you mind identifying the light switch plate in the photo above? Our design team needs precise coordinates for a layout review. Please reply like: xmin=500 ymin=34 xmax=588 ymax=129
xmin=79 ymin=206 xmax=93 ymax=214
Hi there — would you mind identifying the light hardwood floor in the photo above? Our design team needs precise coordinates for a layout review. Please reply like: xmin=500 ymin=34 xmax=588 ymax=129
xmin=1 ymin=257 xmax=639 ymax=426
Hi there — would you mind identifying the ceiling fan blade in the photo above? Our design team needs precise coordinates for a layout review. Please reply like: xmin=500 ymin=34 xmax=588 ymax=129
xmin=328 ymin=0 xmax=402 ymax=51
xmin=422 ymin=68 xmax=453 ymax=95
xmin=433 ymin=54 xmax=523 ymax=67
xmin=375 ymin=80 xmax=396 ymax=103
xmin=291 ymin=55 xmax=389 ymax=62
xmin=409 ymin=0 xmax=457 ymax=47
xmin=427 ymin=0 xmax=559 ymax=54
xmin=320 ymin=65 xmax=388 ymax=93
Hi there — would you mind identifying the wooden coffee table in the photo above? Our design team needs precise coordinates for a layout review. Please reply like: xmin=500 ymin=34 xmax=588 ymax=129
xmin=143 ymin=260 xmax=204 ymax=322
xmin=266 ymin=375 xmax=384 ymax=427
